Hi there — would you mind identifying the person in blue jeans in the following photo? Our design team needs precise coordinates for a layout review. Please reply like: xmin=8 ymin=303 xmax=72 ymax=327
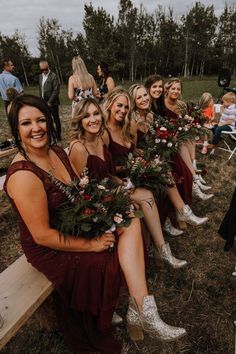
xmin=209 ymin=92 xmax=236 ymax=149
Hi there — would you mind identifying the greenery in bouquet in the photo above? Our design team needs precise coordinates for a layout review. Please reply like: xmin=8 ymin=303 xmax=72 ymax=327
xmin=125 ymin=152 xmax=175 ymax=197
xmin=51 ymin=168 xmax=141 ymax=240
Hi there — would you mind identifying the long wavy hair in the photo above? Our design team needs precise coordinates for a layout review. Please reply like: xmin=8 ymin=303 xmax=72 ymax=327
xmin=70 ymin=97 xmax=105 ymax=141
xmin=8 ymin=94 xmax=57 ymax=160
xmin=164 ymin=77 xmax=183 ymax=97
xmin=103 ymin=86 xmax=134 ymax=143
xmin=129 ymin=83 xmax=153 ymax=128
xmin=72 ymin=56 xmax=94 ymax=89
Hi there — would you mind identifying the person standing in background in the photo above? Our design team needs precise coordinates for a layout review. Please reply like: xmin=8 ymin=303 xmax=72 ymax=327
xmin=0 ymin=59 xmax=23 ymax=113
xmin=39 ymin=60 xmax=61 ymax=141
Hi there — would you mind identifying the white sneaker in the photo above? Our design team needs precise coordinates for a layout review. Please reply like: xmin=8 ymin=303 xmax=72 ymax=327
xmin=163 ymin=218 xmax=184 ymax=236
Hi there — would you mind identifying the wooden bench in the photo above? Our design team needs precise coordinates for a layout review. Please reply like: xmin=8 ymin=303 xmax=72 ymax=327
xmin=0 ymin=254 xmax=53 ymax=349
xmin=0 ymin=148 xmax=17 ymax=159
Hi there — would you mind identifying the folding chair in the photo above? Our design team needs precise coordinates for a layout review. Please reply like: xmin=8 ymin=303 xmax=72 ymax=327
xmin=218 ymin=129 xmax=236 ymax=160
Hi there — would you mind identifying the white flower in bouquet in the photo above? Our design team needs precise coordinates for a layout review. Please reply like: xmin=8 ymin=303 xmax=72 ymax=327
xmin=97 ymin=184 xmax=106 ymax=190
xmin=155 ymin=138 xmax=161 ymax=143
xmin=162 ymin=139 xmax=167 ymax=143
xmin=178 ymin=127 xmax=183 ymax=131
xmin=160 ymin=127 xmax=167 ymax=131
xmin=153 ymin=155 xmax=161 ymax=164
xmin=79 ymin=176 xmax=89 ymax=187
xmin=195 ymin=136 xmax=200 ymax=141
xmin=167 ymin=142 xmax=173 ymax=147
xmin=113 ymin=213 xmax=124 ymax=224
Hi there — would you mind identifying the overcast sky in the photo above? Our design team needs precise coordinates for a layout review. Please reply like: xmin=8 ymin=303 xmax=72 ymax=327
xmin=0 ymin=0 xmax=234 ymax=56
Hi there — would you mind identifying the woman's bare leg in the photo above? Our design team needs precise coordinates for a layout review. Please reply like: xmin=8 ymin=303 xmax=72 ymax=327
xmin=167 ymin=186 xmax=185 ymax=211
xmin=118 ymin=218 xmax=148 ymax=309
xmin=130 ymin=188 xmax=165 ymax=248
xmin=178 ymin=143 xmax=196 ymax=176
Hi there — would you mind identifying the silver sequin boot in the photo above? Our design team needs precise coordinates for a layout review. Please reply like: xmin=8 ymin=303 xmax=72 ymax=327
xmin=176 ymin=204 xmax=208 ymax=226
xmin=192 ymin=182 xmax=213 ymax=200
xmin=127 ymin=296 xmax=186 ymax=342
xmin=155 ymin=243 xmax=187 ymax=269
xmin=163 ymin=218 xmax=184 ymax=236
xmin=193 ymin=175 xmax=211 ymax=191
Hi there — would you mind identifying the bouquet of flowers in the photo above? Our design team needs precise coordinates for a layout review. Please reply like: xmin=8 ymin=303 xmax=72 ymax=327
xmin=180 ymin=102 xmax=207 ymax=140
xmin=125 ymin=152 xmax=175 ymax=197
xmin=52 ymin=168 xmax=142 ymax=240
xmin=147 ymin=115 xmax=181 ymax=160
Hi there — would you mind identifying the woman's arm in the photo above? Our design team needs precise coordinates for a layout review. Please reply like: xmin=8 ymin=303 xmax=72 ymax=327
xmin=106 ymin=77 xmax=115 ymax=92
xmin=69 ymin=141 xmax=88 ymax=176
xmin=92 ymin=77 xmax=99 ymax=97
xmin=7 ymin=171 xmax=115 ymax=252
xmin=68 ymin=76 xmax=75 ymax=100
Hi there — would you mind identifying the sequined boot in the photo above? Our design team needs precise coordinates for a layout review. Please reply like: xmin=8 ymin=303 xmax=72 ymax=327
xmin=163 ymin=218 xmax=184 ymax=236
xmin=127 ymin=296 xmax=186 ymax=342
xmin=198 ymin=174 xmax=207 ymax=185
xmin=155 ymin=243 xmax=187 ymax=269
xmin=176 ymin=204 xmax=208 ymax=226
xmin=192 ymin=182 xmax=214 ymax=200
xmin=193 ymin=175 xmax=211 ymax=191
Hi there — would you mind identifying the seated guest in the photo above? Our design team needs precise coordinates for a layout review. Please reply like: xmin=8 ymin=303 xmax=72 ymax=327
xmin=5 ymin=94 xmax=186 ymax=353
xmin=209 ymin=92 xmax=236 ymax=150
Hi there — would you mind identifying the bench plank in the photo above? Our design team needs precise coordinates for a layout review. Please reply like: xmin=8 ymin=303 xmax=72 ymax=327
xmin=0 ymin=254 xmax=53 ymax=349
xmin=0 ymin=148 xmax=17 ymax=159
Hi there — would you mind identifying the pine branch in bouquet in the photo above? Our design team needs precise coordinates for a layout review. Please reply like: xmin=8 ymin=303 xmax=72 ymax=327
xmin=50 ymin=169 xmax=141 ymax=240
xmin=126 ymin=152 xmax=175 ymax=197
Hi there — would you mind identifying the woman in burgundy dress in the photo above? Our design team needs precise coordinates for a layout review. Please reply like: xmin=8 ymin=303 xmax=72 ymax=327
xmin=129 ymin=83 xmax=208 ymax=231
xmin=100 ymin=88 xmax=187 ymax=268
xmin=145 ymin=76 xmax=213 ymax=219
xmin=5 ymin=94 xmax=124 ymax=354
xmin=69 ymin=97 xmax=187 ymax=344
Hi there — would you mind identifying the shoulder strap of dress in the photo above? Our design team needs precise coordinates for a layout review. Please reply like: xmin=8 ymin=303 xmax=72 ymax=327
xmin=51 ymin=145 xmax=75 ymax=177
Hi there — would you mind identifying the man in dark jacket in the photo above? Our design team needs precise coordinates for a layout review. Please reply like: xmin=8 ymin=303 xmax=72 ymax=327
xmin=39 ymin=60 xmax=61 ymax=141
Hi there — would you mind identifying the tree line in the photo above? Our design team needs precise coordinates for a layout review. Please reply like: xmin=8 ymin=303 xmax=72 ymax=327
xmin=0 ymin=0 xmax=236 ymax=86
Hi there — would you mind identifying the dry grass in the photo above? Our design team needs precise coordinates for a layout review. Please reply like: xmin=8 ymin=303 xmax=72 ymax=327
xmin=0 ymin=105 xmax=236 ymax=354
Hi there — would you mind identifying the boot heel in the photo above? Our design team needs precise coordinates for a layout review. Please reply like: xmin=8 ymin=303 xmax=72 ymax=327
xmin=177 ymin=220 xmax=187 ymax=230
xmin=127 ymin=323 xmax=144 ymax=341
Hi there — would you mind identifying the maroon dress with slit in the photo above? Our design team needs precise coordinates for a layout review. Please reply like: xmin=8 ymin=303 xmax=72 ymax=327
xmin=135 ymin=130 xmax=171 ymax=225
xmin=4 ymin=145 xmax=122 ymax=354
xmin=164 ymin=107 xmax=193 ymax=205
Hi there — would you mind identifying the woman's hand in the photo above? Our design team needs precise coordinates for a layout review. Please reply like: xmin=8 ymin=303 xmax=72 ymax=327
xmin=89 ymin=233 xmax=116 ymax=252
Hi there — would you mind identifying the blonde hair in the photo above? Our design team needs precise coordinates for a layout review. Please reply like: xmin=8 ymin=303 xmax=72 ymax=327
xmin=222 ymin=92 xmax=236 ymax=104
xmin=103 ymin=86 xmax=134 ymax=143
xmin=164 ymin=78 xmax=183 ymax=97
xmin=129 ymin=83 xmax=153 ymax=127
xmin=70 ymin=98 xmax=105 ymax=141
xmin=199 ymin=92 xmax=214 ymax=109
xmin=72 ymin=56 xmax=94 ymax=89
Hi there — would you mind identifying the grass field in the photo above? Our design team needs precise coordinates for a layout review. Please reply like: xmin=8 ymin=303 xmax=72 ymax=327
xmin=0 ymin=77 xmax=236 ymax=353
